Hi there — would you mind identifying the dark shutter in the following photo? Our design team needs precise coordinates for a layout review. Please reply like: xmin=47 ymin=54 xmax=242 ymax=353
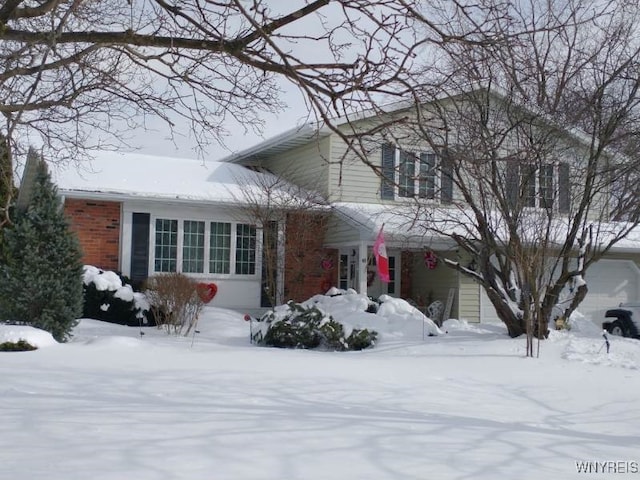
xmin=261 ymin=221 xmax=278 ymax=307
xmin=381 ymin=143 xmax=395 ymax=200
xmin=130 ymin=212 xmax=150 ymax=290
xmin=440 ymin=154 xmax=454 ymax=203
xmin=505 ymin=158 xmax=519 ymax=209
xmin=558 ymin=162 xmax=570 ymax=214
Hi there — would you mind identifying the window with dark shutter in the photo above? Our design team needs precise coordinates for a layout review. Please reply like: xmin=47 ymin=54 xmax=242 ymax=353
xmin=380 ymin=143 xmax=395 ymax=200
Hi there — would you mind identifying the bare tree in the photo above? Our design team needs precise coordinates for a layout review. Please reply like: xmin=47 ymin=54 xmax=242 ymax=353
xmin=230 ymin=165 xmax=329 ymax=307
xmin=0 ymin=0 xmax=428 ymax=219
xmin=370 ymin=0 xmax=640 ymax=347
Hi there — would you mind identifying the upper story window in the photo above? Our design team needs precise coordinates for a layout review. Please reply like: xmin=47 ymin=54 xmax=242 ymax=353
xmin=507 ymin=161 xmax=570 ymax=213
xmin=153 ymin=218 xmax=258 ymax=276
xmin=381 ymin=144 xmax=452 ymax=202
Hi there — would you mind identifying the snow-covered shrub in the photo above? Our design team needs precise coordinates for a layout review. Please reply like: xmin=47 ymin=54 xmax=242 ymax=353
xmin=82 ymin=266 xmax=151 ymax=327
xmin=0 ymin=160 xmax=83 ymax=342
xmin=253 ymin=301 xmax=378 ymax=351
xmin=0 ymin=339 xmax=37 ymax=351
xmin=145 ymin=273 xmax=203 ymax=336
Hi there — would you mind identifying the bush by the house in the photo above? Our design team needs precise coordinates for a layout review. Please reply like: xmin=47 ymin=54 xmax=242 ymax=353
xmin=0 ymin=339 xmax=37 ymax=351
xmin=82 ymin=266 xmax=151 ymax=327
xmin=0 ymin=158 xmax=83 ymax=342
xmin=145 ymin=273 xmax=203 ymax=336
xmin=252 ymin=301 xmax=377 ymax=351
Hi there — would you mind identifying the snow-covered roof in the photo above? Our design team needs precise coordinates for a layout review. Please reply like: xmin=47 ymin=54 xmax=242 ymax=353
xmin=219 ymin=124 xmax=332 ymax=165
xmin=332 ymin=202 xmax=454 ymax=249
xmin=333 ymin=201 xmax=640 ymax=253
xmin=49 ymin=150 xmax=312 ymax=206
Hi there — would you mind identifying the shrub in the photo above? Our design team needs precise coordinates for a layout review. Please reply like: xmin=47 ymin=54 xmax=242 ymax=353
xmin=82 ymin=266 xmax=151 ymax=327
xmin=145 ymin=273 xmax=203 ymax=335
xmin=0 ymin=339 xmax=37 ymax=351
xmin=252 ymin=301 xmax=377 ymax=351
xmin=0 ymin=158 xmax=83 ymax=342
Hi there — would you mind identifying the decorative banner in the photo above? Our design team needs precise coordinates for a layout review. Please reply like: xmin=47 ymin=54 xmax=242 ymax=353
xmin=373 ymin=226 xmax=390 ymax=283
xmin=196 ymin=282 xmax=218 ymax=303
xmin=424 ymin=250 xmax=438 ymax=269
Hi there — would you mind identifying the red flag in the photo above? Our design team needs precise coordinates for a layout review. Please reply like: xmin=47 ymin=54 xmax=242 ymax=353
xmin=373 ymin=226 xmax=390 ymax=283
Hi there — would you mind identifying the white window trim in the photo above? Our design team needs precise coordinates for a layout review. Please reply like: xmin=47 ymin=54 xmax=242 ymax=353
xmin=522 ymin=163 xmax=558 ymax=211
xmin=149 ymin=215 xmax=262 ymax=279
xmin=394 ymin=148 xmax=441 ymax=202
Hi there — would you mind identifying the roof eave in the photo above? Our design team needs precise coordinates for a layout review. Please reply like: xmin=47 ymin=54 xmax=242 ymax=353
xmin=219 ymin=123 xmax=333 ymax=165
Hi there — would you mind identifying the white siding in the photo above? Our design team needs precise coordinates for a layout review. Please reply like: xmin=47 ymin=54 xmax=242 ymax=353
xmin=328 ymin=136 xmax=382 ymax=203
xmin=267 ymin=136 xmax=331 ymax=199
xmin=324 ymin=214 xmax=362 ymax=246
xmin=121 ymin=200 xmax=265 ymax=310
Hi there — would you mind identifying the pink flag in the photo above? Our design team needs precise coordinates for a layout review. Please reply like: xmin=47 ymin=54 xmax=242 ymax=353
xmin=373 ymin=226 xmax=390 ymax=283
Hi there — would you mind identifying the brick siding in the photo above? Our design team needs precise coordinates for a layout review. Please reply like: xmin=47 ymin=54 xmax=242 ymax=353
xmin=64 ymin=199 xmax=121 ymax=271
xmin=283 ymin=212 xmax=337 ymax=302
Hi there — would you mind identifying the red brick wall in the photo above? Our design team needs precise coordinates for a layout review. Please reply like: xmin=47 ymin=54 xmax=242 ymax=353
xmin=401 ymin=250 xmax=414 ymax=301
xmin=283 ymin=212 xmax=338 ymax=302
xmin=64 ymin=199 xmax=121 ymax=270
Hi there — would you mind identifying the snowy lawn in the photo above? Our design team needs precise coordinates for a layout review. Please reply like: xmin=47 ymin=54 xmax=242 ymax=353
xmin=2 ymin=294 xmax=640 ymax=480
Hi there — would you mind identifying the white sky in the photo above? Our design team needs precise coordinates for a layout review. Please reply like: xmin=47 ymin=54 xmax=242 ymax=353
xmin=127 ymin=77 xmax=310 ymax=161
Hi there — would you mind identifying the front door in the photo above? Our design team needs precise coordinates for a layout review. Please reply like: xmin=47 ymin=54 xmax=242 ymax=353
xmin=339 ymin=250 xmax=358 ymax=291
xmin=367 ymin=252 xmax=398 ymax=299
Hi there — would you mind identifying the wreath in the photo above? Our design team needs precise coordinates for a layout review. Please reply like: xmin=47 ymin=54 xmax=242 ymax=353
xmin=424 ymin=251 xmax=438 ymax=270
xmin=320 ymin=278 xmax=333 ymax=293
xmin=321 ymin=258 xmax=334 ymax=271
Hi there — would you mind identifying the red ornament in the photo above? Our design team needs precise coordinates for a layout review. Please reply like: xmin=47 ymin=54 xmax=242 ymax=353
xmin=424 ymin=251 xmax=438 ymax=270
xmin=196 ymin=282 xmax=218 ymax=303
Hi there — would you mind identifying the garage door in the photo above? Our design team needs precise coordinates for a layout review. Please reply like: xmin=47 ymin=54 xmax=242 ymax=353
xmin=578 ymin=260 xmax=640 ymax=322
xmin=479 ymin=259 xmax=640 ymax=324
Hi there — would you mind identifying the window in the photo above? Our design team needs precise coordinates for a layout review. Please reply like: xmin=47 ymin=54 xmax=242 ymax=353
xmin=521 ymin=164 xmax=559 ymax=209
xmin=153 ymin=218 xmax=258 ymax=276
xmin=182 ymin=220 xmax=205 ymax=273
xmin=388 ymin=256 xmax=396 ymax=295
xmin=381 ymin=144 xmax=451 ymax=202
xmin=398 ymin=150 xmax=417 ymax=197
xmin=209 ymin=222 xmax=231 ymax=274
xmin=155 ymin=219 xmax=177 ymax=272
xmin=236 ymin=224 xmax=257 ymax=275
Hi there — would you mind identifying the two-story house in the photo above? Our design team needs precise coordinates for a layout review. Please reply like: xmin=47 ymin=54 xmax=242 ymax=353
xmin=51 ymin=92 xmax=640 ymax=323
xmin=218 ymin=92 xmax=640 ymax=324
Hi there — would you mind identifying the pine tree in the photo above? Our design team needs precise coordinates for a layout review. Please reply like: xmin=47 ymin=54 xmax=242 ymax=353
xmin=0 ymin=135 xmax=14 ymax=263
xmin=0 ymin=157 xmax=83 ymax=341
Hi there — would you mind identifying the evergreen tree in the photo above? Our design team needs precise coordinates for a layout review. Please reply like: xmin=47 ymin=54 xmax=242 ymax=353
xmin=0 ymin=157 xmax=83 ymax=341
xmin=0 ymin=135 xmax=14 ymax=263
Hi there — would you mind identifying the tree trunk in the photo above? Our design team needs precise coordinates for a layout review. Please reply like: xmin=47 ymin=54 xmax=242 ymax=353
xmin=486 ymin=289 xmax=527 ymax=337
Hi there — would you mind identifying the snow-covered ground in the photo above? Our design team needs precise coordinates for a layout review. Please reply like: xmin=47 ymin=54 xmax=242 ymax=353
xmin=2 ymin=292 xmax=640 ymax=480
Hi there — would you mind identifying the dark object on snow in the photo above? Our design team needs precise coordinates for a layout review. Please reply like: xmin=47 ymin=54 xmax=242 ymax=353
xmin=602 ymin=309 xmax=640 ymax=339
xmin=0 ymin=339 xmax=37 ymax=351
xmin=602 ymin=333 xmax=610 ymax=354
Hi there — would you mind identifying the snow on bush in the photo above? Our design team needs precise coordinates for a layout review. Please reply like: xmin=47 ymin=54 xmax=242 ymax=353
xmin=82 ymin=266 xmax=150 ymax=326
xmin=307 ymin=289 xmax=442 ymax=338
xmin=252 ymin=289 xmax=442 ymax=350
xmin=0 ymin=324 xmax=58 ymax=348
